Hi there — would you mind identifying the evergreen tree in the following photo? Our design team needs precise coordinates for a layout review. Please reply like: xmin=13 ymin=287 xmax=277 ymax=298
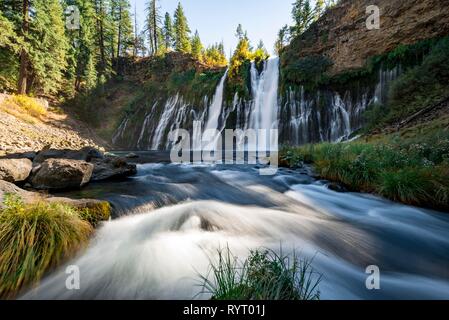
xmin=0 ymin=4 xmax=21 ymax=92
xmin=64 ymin=0 xmax=99 ymax=93
xmin=275 ymin=24 xmax=290 ymax=55
xmin=291 ymin=0 xmax=315 ymax=36
xmin=173 ymin=2 xmax=191 ymax=53
xmin=146 ymin=0 xmax=161 ymax=55
xmin=112 ymin=0 xmax=133 ymax=60
xmin=191 ymin=30 xmax=203 ymax=59
xmin=162 ymin=12 xmax=174 ymax=51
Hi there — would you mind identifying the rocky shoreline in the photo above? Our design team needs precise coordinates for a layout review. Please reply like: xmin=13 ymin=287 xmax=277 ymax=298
xmin=0 ymin=147 xmax=138 ymax=220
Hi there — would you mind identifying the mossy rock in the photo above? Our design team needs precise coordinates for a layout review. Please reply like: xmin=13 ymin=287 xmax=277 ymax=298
xmin=46 ymin=197 xmax=111 ymax=227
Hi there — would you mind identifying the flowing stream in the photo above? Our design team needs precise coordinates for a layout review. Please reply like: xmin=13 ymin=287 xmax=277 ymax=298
xmin=23 ymin=158 xmax=449 ymax=300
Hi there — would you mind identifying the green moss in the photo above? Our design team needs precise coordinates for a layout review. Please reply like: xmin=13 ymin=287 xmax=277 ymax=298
xmin=76 ymin=201 xmax=111 ymax=227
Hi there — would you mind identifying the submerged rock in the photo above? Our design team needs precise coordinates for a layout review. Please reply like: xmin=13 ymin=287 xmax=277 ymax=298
xmin=30 ymin=159 xmax=94 ymax=190
xmin=125 ymin=152 xmax=139 ymax=159
xmin=327 ymin=182 xmax=348 ymax=193
xmin=0 ymin=158 xmax=33 ymax=183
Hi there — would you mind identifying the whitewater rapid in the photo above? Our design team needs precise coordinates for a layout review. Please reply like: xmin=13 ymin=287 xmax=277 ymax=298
xmin=23 ymin=161 xmax=449 ymax=300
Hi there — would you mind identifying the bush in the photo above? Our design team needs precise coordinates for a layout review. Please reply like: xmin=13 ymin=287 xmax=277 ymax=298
xmin=0 ymin=94 xmax=47 ymax=123
xmin=0 ymin=195 xmax=93 ymax=299
xmin=198 ymin=247 xmax=321 ymax=300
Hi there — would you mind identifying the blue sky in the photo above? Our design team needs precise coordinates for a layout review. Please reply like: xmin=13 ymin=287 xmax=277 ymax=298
xmin=131 ymin=0 xmax=294 ymax=56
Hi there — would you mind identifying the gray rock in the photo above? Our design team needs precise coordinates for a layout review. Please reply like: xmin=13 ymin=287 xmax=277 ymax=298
xmin=0 ymin=180 xmax=40 ymax=208
xmin=30 ymin=159 xmax=94 ymax=190
xmin=0 ymin=158 xmax=33 ymax=182
xmin=91 ymin=157 xmax=137 ymax=182
xmin=33 ymin=147 xmax=103 ymax=165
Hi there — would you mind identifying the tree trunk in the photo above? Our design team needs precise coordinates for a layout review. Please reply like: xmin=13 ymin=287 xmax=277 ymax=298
xmin=152 ymin=0 xmax=158 ymax=54
xmin=116 ymin=4 xmax=122 ymax=72
xmin=96 ymin=0 xmax=106 ymax=79
xmin=18 ymin=0 xmax=30 ymax=94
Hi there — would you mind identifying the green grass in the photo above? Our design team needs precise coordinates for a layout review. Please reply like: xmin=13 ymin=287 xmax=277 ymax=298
xmin=197 ymin=246 xmax=321 ymax=300
xmin=280 ymin=132 xmax=449 ymax=211
xmin=0 ymin=195 xmax=94 ymax=299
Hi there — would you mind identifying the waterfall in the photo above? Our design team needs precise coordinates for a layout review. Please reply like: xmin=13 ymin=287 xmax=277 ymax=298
xmin=202 ymin=70 xmax=228 ymax=151
xmin=151 ymin=94 xmax=180 ymax=150
xmin=248 ymin=57 xmax=280 ymax=132
xmin=280 ymin=65 xmax=402 ymax=146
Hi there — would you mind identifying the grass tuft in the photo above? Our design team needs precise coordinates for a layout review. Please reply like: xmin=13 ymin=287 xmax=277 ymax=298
xmin=0 ymin=194 xmax=93 ymax=299
xmin=197 ymin=246 xmax=321 ymax=300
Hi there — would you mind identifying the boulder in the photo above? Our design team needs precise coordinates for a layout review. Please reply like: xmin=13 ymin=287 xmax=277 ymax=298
xmin=0 ymin=158 xmax=33 ymax=182
xmin=33 ymin=147 xmax=104 ymax=165
xmin=91 ymin=157 xmax=137 ymax=182
xmin=30 ymin=159 xmax=94 ymax=190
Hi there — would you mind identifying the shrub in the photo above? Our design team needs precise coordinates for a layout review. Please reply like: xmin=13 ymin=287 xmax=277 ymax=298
xmin=0 ymin=94 xmax=47 ymax=123
xmin=198 ymin=247 xmax=321 ymax=300
xmin=0 ymin=195 xmax=93 ymax=299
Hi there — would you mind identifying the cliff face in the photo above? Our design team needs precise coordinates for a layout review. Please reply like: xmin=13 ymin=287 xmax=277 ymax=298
xmin=284 ymin=0 xmax=449 ymax=75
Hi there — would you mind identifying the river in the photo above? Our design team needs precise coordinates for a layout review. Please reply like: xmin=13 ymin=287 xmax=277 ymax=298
xmin=23 ymin=153 xmax=449 ymax=300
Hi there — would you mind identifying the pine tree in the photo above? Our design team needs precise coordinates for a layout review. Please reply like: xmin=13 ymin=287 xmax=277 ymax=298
xmin=291 ymin=0 xmax=315 ymax=36
xmin=191 ymin=30 xmax=203 ymax=60
xmin=146 ymin=0 xmax=161 ymax=55
xmin=64 ymin=0 xmax=99 ymax=93
xmin=275 ymin=24 xmax=290 ymax=55
xmin=111 ymin=0 xmax=133 ymax=72
xmin=162 ymin=12 xmax=174 ymax=51
xmin=173 ymin=2 xmax=191 ymax=53
xmin=0 ymin=2 xmax=22 ymax=92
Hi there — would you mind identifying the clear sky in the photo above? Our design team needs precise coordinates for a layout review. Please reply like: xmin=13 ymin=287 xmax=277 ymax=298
xmin=131 ymin=0 xmax=294 ymax=56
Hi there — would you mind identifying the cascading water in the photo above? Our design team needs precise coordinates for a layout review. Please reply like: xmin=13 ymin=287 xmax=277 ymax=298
xmin=279 ymin=65 xmax=401 ymax=145
xmin=23 ymin=162 xmax=449 ymax=300
xmin=151 ymin=95 xmax=181 ymax=150
xmin=202 ymin=70 xmax=229 ymax=151
xmin=248 ymin=57 xmax=280 ymax=132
